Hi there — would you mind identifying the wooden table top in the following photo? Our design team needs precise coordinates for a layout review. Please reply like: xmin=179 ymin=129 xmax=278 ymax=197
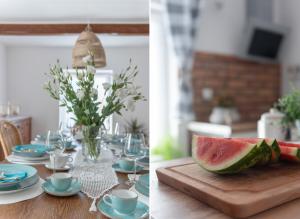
xmin=151 ymin=157 xmax=300 ymax=219
xmin=0 ymin=149 xmax=148 ymax=219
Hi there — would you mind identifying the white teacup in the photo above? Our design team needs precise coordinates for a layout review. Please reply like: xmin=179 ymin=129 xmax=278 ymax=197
xmin=50 ymin=153 xmax=73 ymax=168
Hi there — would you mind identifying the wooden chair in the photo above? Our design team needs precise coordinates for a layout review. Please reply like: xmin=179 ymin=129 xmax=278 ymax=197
xmin=0 ymin=121 xmax=22 ymax=160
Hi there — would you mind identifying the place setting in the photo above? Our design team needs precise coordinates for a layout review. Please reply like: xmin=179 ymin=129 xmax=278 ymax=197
xmin=98 ymin=189 xmax=149 ymax=219
xmin=96 ymin=132 xmax=150 ymax=218
xmin=44 ymin=152 xmax=73 ymax=171
xmin=0 ymin=163 xmax=44 ymax=204
xmin=6 ymin=144 xmax=50 ymax=165
xmin=42 ymin=172 xmax=81 ymax=197
xmin=110 ymin=133 xmax=149 ymax=175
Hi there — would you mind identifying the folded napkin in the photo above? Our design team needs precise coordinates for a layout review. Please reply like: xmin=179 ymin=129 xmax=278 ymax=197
xmin=0 ymin=171 xmax=27 ymax=183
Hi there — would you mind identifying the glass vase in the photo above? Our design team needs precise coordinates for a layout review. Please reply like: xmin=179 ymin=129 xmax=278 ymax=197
xmin=82 ymin=125 xmax=102 ymax=162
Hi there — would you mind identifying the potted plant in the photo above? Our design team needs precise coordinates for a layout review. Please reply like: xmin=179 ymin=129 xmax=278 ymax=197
xmin=209 ymin=94 xmax=240 ymax=125
xmin=276 ymin=89 xmax=300 ymax=138
xmin=44 ymin=55 xmax=145 ymax=162
xmin=125 ymin=118 xmax=148 ymax=145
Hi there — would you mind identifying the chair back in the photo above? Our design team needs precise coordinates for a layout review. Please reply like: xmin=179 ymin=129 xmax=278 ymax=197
xmin=0 ymin=121 xmax=22 ymax=159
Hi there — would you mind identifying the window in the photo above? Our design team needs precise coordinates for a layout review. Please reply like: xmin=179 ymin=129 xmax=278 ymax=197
xmin=59 ymin=69 xmax=113 ymax=132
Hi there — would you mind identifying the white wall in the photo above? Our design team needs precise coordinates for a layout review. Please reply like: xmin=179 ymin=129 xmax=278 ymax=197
xmin=196 ymin=0 xmax=246 ymax=55
xmin=6 ymin=44 xmax=149 ymax=137
xmin=0 ymin=44 xmax=6 ymax=104
xmin=273 ymin=0 xmax=300 ymax=94
xmin=106 ymin=47 xmax=149 ymax=133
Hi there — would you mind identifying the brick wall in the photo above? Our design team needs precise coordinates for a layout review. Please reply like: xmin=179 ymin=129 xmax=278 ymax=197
xmin=192 ymin=52 xmax=281 ymax=122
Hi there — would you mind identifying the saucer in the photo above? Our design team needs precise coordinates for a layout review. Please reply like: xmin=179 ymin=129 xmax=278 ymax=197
xmin=98 ymin=198 xmax=149 ymax=219
xmin=42 ymin=179 xmax=81 ymax=197
xmin=45 ymin=163 xmax=71 ymax=171
xmin=112 ymin=163 xmax=144 ymax=174
xmin=136 ymin=157 xmax=149 ymax=167
xmin=64 ymin=145 xmax=76 ymax=151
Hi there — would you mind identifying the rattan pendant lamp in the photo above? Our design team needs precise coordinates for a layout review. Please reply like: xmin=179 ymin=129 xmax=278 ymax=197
xmin=72 ymin=24 xmax=106 ymax=68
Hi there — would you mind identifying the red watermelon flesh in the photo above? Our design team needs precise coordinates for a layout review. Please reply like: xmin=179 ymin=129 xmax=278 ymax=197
xmin=277 ymin=141 xmax=300 ymax=149
xmin=233 ymin=138 xmax=277 ymax=163
xmin=193 ymin=136 xmax=258 ymax=173
xmin=279 ymin=146 xmax=300 ymax=162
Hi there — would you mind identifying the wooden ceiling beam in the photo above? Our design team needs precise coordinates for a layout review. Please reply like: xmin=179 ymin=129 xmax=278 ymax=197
xmin=0 ymin=24 xmax=149 ymax=35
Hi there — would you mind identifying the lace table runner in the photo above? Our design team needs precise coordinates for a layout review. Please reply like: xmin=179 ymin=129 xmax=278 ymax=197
xmin=70 ymin=149 xmax=119 ymax=211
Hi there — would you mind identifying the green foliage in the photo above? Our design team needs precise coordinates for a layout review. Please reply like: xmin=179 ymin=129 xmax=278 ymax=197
xmin=151 ymin=136 xmax=183 ymax=160
xmin=125 ymin=118 xmax=145 ymax=134
xmin=44 ymin=56 xmax=145 ymax=127
xmin=276 ymin=89 xmax=300 ymax=126
xmin=216 ymin=94 xmax=235 ymax=108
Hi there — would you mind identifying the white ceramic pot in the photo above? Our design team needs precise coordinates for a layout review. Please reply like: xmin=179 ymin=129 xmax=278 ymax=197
xmin=257 ymin=108 xmax=285 ymax=140
xmin=209 ymin=107 xmax=240 ymax=124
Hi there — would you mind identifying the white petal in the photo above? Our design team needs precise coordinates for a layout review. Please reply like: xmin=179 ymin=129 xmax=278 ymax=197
xmin=102 ymin=82 xmax=111 ymax=90
xmin=82 ymin=55 xmax=92 ymax=64
xmin=87 ymin=65 xmax=96 ymax=74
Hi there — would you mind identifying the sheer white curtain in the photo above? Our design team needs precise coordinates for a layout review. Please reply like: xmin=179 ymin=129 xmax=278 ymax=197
xmin=151 ymin=0 xmax=202 ymax=152
xmin=164 ymin=0 xmax=202 ymax=152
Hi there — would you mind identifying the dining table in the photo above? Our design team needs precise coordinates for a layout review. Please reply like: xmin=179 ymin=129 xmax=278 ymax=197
xmin=0 ymin=147 xmax=149 ymax=219
xmin=151 ymin=157 xmax=300 ymax=219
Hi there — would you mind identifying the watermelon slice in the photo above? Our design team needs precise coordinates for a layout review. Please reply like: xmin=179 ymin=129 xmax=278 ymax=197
xmin=279 ymin=146 xmax=300 ymax=162
xmin=264 ymin=139 xmax=281 ymax=163
xmin=275 ymin=141 xmax=300 ymax=162
xmin=192 ymin=136 xmax=261 ymax=174
xmin=235 ymin=138 xmax=280 ymax=163
xmin=277 ymin=141 xmax=300 ymax=149
xmin=233 ymin=138 xmax=272 ymax=165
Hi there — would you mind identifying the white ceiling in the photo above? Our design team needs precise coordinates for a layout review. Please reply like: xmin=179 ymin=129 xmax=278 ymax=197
xmin=0 ymin=0 xmax=149 ymax=23
xmin=0 ymin=34 xmax=149 ymax=47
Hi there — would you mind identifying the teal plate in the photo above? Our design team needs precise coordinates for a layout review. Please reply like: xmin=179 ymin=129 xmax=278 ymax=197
xmin=135 ymin=182 xmax=149 ymax=197
xmin=0 ymin=177 xmax=39 ymax=194
xmin=138 ymin=174 xmax=149 ymax=188
xmin=0 ymin=164 xmax=37 ymax=189
xmin=42 ymin=179 xmax=81 ymax=197
xmin=98 ymin=199 xmax=149 ymax=219
xmin=12 ymin=144 xmax=47 ymax=157
xmin=112 ymin=163 xmax=144 ymax=174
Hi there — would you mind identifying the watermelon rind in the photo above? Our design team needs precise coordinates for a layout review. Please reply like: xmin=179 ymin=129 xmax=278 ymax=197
xmin=279 ymin=146 xmax=300 ymax=162
xmin=215 ymin=145 xmax=262 ymax=174
xmin=255 ymin=140 xmax=272 ymax=166
xmin=265 ymin=139 xmax=280 ymax=163
xmin=192 ymin=136 xmax=261 ymax=174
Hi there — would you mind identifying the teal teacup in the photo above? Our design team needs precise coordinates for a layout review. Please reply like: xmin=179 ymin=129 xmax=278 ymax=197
xmin=103 ymin=189 xmax=138 ymax=214
xmin=50 ymin=173 xmax=72 ymax=191
xmin=64 ymin=140 xmax=72 ymax=148
xmin=118 ymin=158 xmax=135 ymax=171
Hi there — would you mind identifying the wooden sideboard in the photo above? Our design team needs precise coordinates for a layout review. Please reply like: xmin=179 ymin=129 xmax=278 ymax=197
xmin=0 ymin=116 xmax=31 ymax=160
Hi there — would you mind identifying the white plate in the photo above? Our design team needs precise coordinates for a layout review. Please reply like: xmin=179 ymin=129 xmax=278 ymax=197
xmin=0 ymin=178 xmax=39 ymax=194
xmin=45 ymin=163 xmax=71 ymax=171
xmin=10 ymin=154 xmax=50 ymax=161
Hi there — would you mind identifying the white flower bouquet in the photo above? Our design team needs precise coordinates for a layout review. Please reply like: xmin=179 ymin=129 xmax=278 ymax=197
xmin=44 ymin=55 xmax=145 ymax=161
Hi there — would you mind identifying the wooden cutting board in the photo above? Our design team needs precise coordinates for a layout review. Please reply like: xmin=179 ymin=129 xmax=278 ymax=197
xmin=156 ymin=158 xmax=300 ymax=218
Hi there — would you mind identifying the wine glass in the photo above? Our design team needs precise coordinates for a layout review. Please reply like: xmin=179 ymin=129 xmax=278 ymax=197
xmin=124 ymin=133 xmax=147 ymax=185
xmin=46 ymin=130 xmax=65 ymax=154
xmin=45 ymin=130 xmax=65 ymax=173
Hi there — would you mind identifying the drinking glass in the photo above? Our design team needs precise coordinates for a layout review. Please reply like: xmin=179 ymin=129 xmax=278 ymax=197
xmin=45 ymin=130 xmax=65 ymax=154
xmin=124 ymin=133 xmax=147 ymax=185
xmin=46 ymin=130 xmax=66 ymax=173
